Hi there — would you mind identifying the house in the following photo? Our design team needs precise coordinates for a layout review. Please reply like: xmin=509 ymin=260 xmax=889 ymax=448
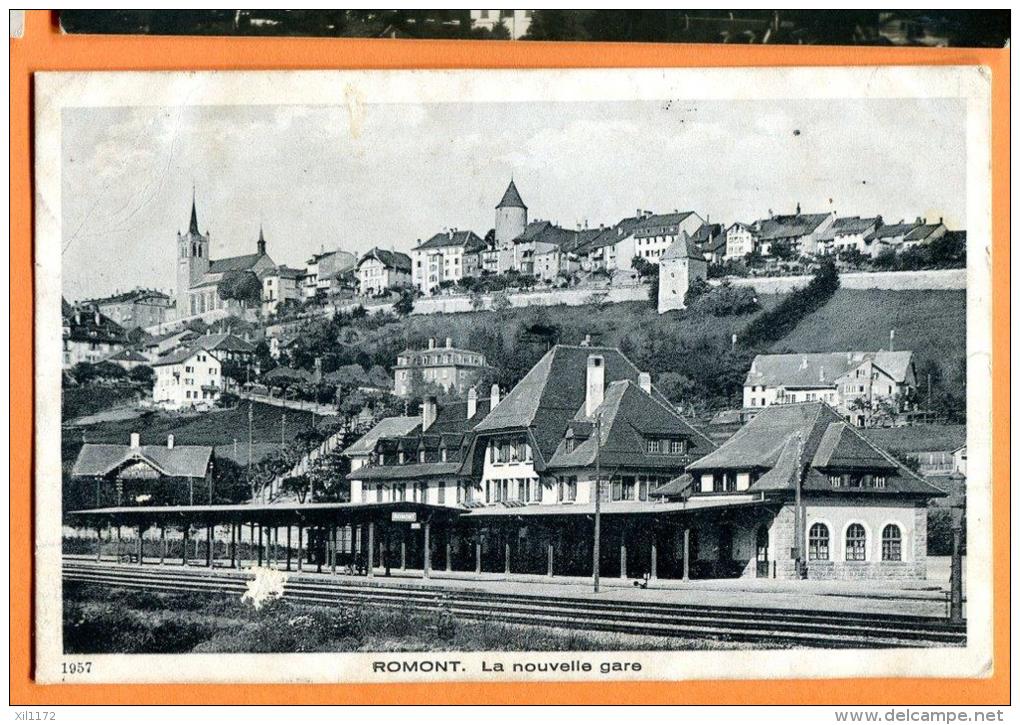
xmin=510 ymin=220 xmax=577 ymax=278
xmin=724 ymin=222 xmax=758 ymax=259
xmin=303 ymin=248 xmax=358 ymax=301
xmin=151 ymin=347 xmax=223 ymax=410
xmin=531 ymin=226 xmax=595 ymax=282
xmin=689 ymin=222 xmax=727 ymax=263
xmin=469 ymin=9 xmax=533 ymax=39
xmin=743 ymin=351 xmax=917 ymax=426
xmin=816 ymin=216 xmax=883 ymax=256
xmin=190 ymin=332 xmax=257 ymax=373
xmin=356 ymin=247 xmax=412 ymax=296
xmin=576 ymin=214 xmax=645 ymax=273
xmin=261 ymin=265 xmax=304 ymax=316
xmin=174 ymin=196 xmax=275 ymax=321
xmin=82 ymin=288 xmax=173 ymax=331
xmin=349 ymin=344 xmax=715 ymax=518
xmin=901 ymin=220 xmax=948 ymax=251
xmin=411 ymin=229 xmax=486 ymax=295
xmin=348 ymin=388 xmax=495 ymax=508
xmin=71 ymin=432 xmax=214 ymax=507
xmin=632 ymin=211 xmax=705 ymax=263
xmin=864 ymin=218 xmax=947 ymax=257
xmin=62 ymin=303 xmax=128 ymax=368
xmin=862 ymin=425 xmax=967 ymax=477
xmin=657 ymin=234 xmax=709 ymax=314
xmin=677 ymin=401 xmax=944 ymax=579
xmin=141 ymin=328 xmax=199 ymax=362
xmin=393 ymin=337 xmax=488 ymax=398
xmin=101 ymin=348 xmax=150 ymax=372
xmin=753 ymin=207 xmax=836 ymax=257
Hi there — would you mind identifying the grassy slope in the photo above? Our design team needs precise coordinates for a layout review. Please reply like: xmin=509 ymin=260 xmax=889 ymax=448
xmin=768 ymin=289 xmax=966 ymax=371
xmin=67 ymin=401 xmax=335 ymax=463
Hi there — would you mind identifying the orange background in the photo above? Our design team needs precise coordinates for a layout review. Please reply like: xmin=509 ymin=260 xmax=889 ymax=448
xmin=9 ymin=10 xmax=1010 ymax=705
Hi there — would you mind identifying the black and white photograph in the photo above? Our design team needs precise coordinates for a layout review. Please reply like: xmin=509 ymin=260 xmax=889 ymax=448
xmin=34 ymin=67 xmax=992 ymax=684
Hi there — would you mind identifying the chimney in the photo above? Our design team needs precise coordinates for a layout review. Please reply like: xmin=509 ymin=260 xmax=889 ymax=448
xmin=889 ymin=329 xmax=895 ymax=352
xmin=467 ymin=387 xmax=477 ymax=419
xmin=490 ymin=383 xmax=501 ymax=409
xmin=796 ymin=202 xmax=801 ymax=215
xmin=638 ymin=372 xmax=652 ymax=395
xmin=446 ymin=337 xmax=453 ymax=348
xmin=819 ymin=367 xmax=825 ymax=382
xmin=939 ymin=216 xmax=943 ymax=225
xmin=422 ymin=396 xmax=437 ymax=431
xmin=580 ymin=334 xmax=592 ymax=347
xmin=800 ymin=356 xmax=808 ymax=370
xmin=585 ymin=354 xmax=606 ymax=418
xmin=428 ymin=337 xmax=436 ymax=349
xmin=130 ymin=432 xmax=140 ymax=449
xmin=167 ymin=434 xmax=175 ymax=449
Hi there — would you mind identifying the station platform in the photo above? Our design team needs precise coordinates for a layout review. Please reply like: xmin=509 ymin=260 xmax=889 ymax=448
xmin=65 ymin=554 xmax=961 ymax=619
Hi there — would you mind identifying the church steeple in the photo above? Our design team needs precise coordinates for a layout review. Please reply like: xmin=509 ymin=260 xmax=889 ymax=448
xmin=189 ymin=188 xmax=200 ymax=236
xmin=257 ymin=224 xmax=266 ymax=256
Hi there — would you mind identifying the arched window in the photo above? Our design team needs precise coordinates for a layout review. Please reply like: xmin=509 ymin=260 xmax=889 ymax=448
xmin=845 ymin=523 xmax=867 ymax=561
xmin=882 ymin=524 xmax=902 ymax=561
xmin=808 ymin=523 xmax=830 ymax=561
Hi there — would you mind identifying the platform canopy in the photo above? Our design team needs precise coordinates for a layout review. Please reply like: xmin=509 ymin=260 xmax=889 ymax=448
xmin=67 ymin=501 xmax=466 ymax=528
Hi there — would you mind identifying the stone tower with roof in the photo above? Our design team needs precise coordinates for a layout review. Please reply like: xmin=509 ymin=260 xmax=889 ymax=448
xmin=494 ymin=179 xmax=527 ymax=272
xmin=657 ymin=232 xmax=708 ymax=314
xmin=176 ymin=191 xmax=211 ymax=317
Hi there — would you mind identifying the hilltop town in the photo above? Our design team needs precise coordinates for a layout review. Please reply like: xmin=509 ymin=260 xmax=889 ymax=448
xmin=61 ymin=177 xmax=967 ymax=594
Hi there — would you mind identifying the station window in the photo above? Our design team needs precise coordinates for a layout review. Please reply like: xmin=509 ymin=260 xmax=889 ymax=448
xmin=808 ymin=523 xmax=830 ymax=561
xmin=845 ymin=523 xmax=867 ymax=561
xmin=881 ymin=524 xmax=902 ymax=561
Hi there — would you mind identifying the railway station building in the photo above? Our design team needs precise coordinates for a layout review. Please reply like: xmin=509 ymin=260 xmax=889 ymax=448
xmin=68 ymin=344 xmax=945 ymax=583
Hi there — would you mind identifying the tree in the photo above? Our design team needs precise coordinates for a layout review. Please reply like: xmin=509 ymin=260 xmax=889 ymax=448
xmin=631 ymin=255 xmax=656 ymax=279
xmin=128 ymin=364 xmax=155 ymax=386
xmin=490 ymin=290 xmax=512 ymax=315
xmin=93 ymin=361 xmax=128 ymax=381
xmin=684 ymin=277 xmax=712 ymax=307
xmin=394 ymin=289 xmax=416 ymax=316
xmin=217 ymin=270 xmax=262 ymax=307
xmin=69 ymin=362 xmax=99 ymax=385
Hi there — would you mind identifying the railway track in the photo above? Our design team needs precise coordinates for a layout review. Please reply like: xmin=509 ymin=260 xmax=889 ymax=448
xmin=64 ymin=560 xmax=966 ymax=649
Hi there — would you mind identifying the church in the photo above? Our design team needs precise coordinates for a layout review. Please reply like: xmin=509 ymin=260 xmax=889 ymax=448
xmin=175 ymin=193 xmax=276 ymax=321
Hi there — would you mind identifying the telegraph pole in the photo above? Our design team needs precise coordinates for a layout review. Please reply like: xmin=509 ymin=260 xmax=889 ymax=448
xmin=247 ymin=402 xmax=254 ymax=481
xmin=592 ymin=414 xmax=602 ymax=594
xmin=793 ymin=431 xmax=807 ymax=579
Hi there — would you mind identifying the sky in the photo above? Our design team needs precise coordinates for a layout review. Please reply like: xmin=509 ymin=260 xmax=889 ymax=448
xmin=60 ymin=97 xmax=966 ymax=302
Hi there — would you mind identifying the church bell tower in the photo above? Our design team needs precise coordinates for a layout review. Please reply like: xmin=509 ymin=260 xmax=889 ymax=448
xmin=175 ymin=190 xmax=211 ymax=317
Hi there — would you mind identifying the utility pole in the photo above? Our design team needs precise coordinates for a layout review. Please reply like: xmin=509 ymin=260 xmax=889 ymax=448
xmin=949 ymin=503 xmax=964 ymax=623
xmin=247 ymin=402 xmax=254 ymax=481
xmin=793 ymin=431 xmax=807 ymax=579
xmin=592 ymin=413 xmax=602 ymax=594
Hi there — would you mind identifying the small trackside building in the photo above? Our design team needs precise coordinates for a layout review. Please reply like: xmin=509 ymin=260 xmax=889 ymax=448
xmin=680 ymin=401 xmax=945 ymax=580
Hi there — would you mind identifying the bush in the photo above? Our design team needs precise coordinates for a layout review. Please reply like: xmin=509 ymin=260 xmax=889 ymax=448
xmin=690 ymin=281 xmax=760 ymax=317
xmin=683 ymin=277 xmax=711 ymax=307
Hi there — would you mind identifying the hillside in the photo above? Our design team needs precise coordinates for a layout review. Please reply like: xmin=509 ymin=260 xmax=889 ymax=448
xmin=769 ymin=288 xmax=966 ymax=376
xmin=64 ymin=401 xmax=337 ymax=467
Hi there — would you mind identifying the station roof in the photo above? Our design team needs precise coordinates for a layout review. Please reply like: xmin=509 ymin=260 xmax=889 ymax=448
xmin=460 ymin=495 xmax=766 ymax=518
xmin=67 ymin=501 xmax=466 ymax=527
